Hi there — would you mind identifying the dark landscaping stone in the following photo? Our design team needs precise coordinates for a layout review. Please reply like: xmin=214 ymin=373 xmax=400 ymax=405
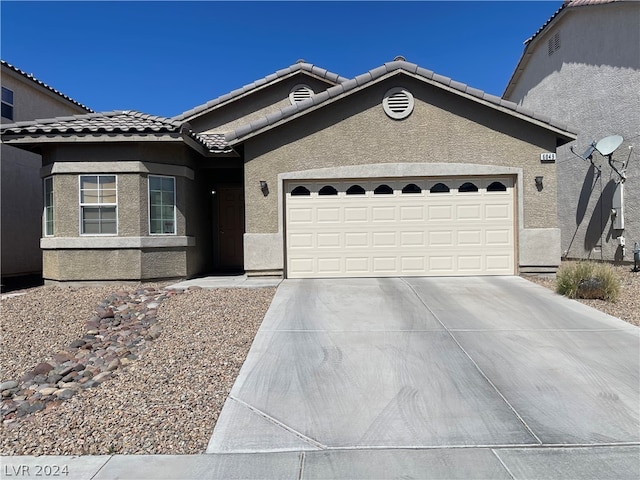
xmin=33 ymin=362 xmax=54 ymax=375
xmin=69 ymin=339 xmax=86 ymax=349
xmin=0 ymin=381 xmax=18 ymax=391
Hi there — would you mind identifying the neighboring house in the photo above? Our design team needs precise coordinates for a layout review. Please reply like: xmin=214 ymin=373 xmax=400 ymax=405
xmin=1 ymin=58 xmax=576 ymax=283
xmin=1 ymin=60 xmax=93 ymax=285
xmin=504 ymin=0 xmax=640 ymax=263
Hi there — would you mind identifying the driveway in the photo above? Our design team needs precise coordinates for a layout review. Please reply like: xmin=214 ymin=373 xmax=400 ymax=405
xmin=207 ymin=277 xmax=639 ymax=477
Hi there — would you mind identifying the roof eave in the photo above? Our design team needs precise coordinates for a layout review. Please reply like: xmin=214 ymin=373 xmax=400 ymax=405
xmin=503 ymin=6 xmax=570 ymax=98
xmin=227 ymin=68 xmax=577 ymax=146
xmin=175 ymin=69 xmax=343 ymax=123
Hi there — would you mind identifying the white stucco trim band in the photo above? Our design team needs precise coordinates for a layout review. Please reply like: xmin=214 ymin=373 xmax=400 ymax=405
xmin=41 ymin=236 xmax=196 ymax=249
xmin=40 ymin=161 xmax=195 ymax=180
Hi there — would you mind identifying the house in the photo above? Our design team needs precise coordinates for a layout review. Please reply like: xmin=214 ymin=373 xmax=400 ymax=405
xmin=1 ymin=60 xmax=93 ymax=287
xmin=504 ymin=0 xmax=640 ymax=263
xmin=1 ymin=58 xmax=576 ymax=283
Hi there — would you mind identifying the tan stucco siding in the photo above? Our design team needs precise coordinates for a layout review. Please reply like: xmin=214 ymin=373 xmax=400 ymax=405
xmin=244 ymin=77 xmax=559 ymax=234
xmin=192 ymin=76 xmax=334 ymax=135
xmin=43 ymin=248 xmax=187 ymax=281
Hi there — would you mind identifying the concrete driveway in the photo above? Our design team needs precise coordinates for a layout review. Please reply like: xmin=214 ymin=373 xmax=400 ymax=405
xmin=207 ymin=276 xmax=640 ymax=478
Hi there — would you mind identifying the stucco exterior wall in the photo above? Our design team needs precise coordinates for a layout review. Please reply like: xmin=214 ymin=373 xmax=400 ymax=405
xmin=1 ymin=66 xmax=90 ymax=279
xmin=43 ymin=248 xmax=187 ymax=282
xmin=243 ymin=76 xmax=563 ymax=275
xmin=38 ymin=143 xmax=205 ymax=282
xmin=505 ymin=2 xmax=640 ymax=262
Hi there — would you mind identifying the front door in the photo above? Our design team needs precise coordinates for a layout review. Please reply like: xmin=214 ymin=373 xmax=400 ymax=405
xmin=217 ymin=185 xmax=244 ymax=271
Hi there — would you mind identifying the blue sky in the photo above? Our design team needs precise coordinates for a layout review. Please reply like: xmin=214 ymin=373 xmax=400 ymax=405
xmin=1 ymin=1 xmax=561 ymax=118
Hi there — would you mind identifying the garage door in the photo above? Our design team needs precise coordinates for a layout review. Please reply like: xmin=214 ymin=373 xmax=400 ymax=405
xmin=285 ymin=177 xmax=515 ymax=278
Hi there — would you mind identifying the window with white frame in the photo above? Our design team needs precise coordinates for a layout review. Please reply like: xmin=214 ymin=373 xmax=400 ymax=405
xmin=44 ymin=177 xmax=54 ymax=236
xmin=148 ymin=175 xmax=176 ymax=235
xmin=79 ymin=175 xmax=117 ymax=234
xmin=1 ymin=87 xmax=14 ymax=120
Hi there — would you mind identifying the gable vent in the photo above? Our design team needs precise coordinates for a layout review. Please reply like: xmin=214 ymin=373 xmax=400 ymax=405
xmin=383 ymin=87 xmax=414 ymax=120
xmin=289 ymin=84 xmax=314 ymax=105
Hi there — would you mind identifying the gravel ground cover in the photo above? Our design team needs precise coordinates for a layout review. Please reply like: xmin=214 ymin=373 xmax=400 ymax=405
xmin=1 ymin=265 xmax=637 ymax=456
xmin=1 ymin=285 xmax=275 ymax=455
xmin=525 ymin=263 xmax=640 ymax=327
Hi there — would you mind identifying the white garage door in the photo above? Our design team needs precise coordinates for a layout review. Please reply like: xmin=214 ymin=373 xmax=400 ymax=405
xmin=285 ymin=177 xmax=515 ymax=278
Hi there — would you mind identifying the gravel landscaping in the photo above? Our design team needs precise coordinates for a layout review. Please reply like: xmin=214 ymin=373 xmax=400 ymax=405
xmin=1 ymin=284 xmax=275 ymax=455
xmin=1 ymin=265 xmax=638 ymax=456
xmin=525 ymin=262 xmax=640 ymax=327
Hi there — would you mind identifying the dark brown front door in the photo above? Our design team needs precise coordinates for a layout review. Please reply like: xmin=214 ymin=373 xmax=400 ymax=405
xmin=217 ymin=185 xmax=244 ymax=271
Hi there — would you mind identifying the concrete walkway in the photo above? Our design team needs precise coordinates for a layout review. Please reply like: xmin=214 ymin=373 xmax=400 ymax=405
xmin=2 ymin=277 xmax=639 ymax=479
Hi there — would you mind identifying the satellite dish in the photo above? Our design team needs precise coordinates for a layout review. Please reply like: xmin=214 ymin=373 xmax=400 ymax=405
xmin=595 ymin=135 xmax=623 ymax=156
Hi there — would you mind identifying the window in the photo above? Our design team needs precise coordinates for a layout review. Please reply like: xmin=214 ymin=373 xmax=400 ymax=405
xmin=1 ymin=87 xmax=13 ymax=120
xmin=318 ymin=185 xmax=338 ymax=196
xmin=291 ymin=186 xmax=310 ymax=196
xmin=459 ymin=182 xmax=478 ymax=193
xmin=149 ymin=175 xmax=176 ymax=234
xmin=402 ymin=183 xmax=421 ymax=194
xmin=79 ymin=175 xmax=117 ymax=234
xmin=374 ymin=184 xmax=393 ymax=195
xmin=346 ymin=185 xmax=366 ymax=195
xmin=44 ymin=177 xmax=54 ymax=236
xmin=430 ymin=183 xmax=450 ymax=193
xmin=487 ymin=181 xmax=507 ymax=192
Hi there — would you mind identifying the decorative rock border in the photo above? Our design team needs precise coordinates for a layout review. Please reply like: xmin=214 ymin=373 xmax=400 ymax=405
xmin=1 ymin=286 xmax=184 ymax=424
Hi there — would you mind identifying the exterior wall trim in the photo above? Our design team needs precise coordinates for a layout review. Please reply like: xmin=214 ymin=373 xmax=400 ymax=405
xmin=41 ymin=236 xmax=196 ymax=249
xmin=41 ymin=161 xmax=195 ymax=180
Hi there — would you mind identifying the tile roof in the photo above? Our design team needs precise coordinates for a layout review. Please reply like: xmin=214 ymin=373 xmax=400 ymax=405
xmin=1 ymin=60 xmax=94 ymax=113
xmin=1 ymin=110 xmax=232 ymax=153
xmin=173 ymin=61 xmax=349 ymax=121
xmin=225 ymin=59 xmax=577 ymax=144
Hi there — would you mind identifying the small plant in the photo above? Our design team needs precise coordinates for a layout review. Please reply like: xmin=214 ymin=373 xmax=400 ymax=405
xmin=556 ymin=261 xmax=619 ymax=302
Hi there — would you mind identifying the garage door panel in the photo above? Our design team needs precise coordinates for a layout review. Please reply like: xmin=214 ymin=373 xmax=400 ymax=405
xmin=401 ymin=256 xmax=426 ymax=272
xmin=485 ymin=204 xmax=511 ymax=220
xmin=317 ymin=207 xmax=341 ymax=223
xmin=372 ymin=232 xmax=396 ymax=247
xmin=372 ymin=207 xmax=396 ymax=221
xmin=401 ymin=231 xmax=425 ymax=247
xmin=486 ymin=229 xmax=511 ymax=245
xmin=456 ymin=204 xmax=482 ymax=220
xmin=429 ymin=231 xmax=453 ymax=246
xmin=345 ymin=232 xmax=368 ymax=247
xmin=400 ymin=206 xmax=424 ymax=221
xmin=373 ymin=257 xmax=397 ymax=272
xmin=288 ymin=208 xmax=313 ymax=223
xmin=286 ymin=177 xmax=515 ymax=278
xmin=317 ymin=233 xmax=341 ymax=248
xmin=457 ymin=230 xmax=483 ymax=246
xmin=345 ymin=257 xmax=369 ymax=273
xmin=289 ymin=233 xmax=314 ymax=248
xmin=344 ymin=207 xmax=368 ymax=222
xmin=428 ymin=205 xmax=453 ymax=220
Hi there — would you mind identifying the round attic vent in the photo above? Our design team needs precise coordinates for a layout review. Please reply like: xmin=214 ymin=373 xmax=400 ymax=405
xmin=383 ymin=87 xmax=414 ymax=120
xmin=289 ymin=84 xmax=314 ymax=105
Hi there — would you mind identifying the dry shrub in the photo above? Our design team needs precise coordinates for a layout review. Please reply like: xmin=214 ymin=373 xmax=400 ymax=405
xmin=556 ymin=261 xmax=620 ymax=302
